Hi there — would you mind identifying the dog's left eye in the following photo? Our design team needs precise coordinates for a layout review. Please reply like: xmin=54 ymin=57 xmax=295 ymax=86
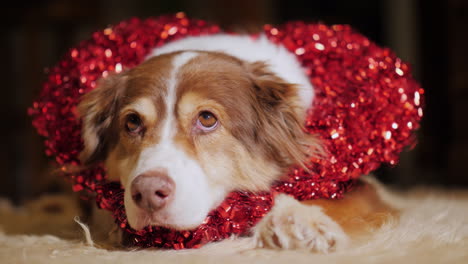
xmin=197 ymin=111 xmax=218 ymax=131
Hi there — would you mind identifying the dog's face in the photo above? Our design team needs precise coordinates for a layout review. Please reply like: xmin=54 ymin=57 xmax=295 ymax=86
xmin=78 ymin=51 xmax=319 ymax=230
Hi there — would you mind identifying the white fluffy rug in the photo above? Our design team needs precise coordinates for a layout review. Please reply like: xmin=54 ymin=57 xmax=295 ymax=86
xmin=1 ymin=183 xmax=468 ymax=264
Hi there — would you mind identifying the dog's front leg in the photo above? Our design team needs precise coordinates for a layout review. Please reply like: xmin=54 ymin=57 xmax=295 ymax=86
xmin=252 ymin=180 xmax=396 ymax=252
xmin=252 ymin=194 xmax=349 ymax=253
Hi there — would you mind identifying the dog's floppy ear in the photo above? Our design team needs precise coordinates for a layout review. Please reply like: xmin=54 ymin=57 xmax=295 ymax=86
xmin=77 ymin=73 xmax=127 ymax=166
xmin=246 ymin=61 xmax=322 ymax=169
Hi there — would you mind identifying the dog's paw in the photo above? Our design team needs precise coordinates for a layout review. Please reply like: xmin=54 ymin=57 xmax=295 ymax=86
xmin=253 ymin=194 xmax=348 ymax=253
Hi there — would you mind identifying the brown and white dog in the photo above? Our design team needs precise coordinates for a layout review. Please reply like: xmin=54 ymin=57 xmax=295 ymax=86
xmin=78 ymin=34 xmax=396 ymax=252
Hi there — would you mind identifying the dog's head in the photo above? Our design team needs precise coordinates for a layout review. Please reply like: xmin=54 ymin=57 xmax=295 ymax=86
xmin=78 ymin=51 xmax=320 ymax=230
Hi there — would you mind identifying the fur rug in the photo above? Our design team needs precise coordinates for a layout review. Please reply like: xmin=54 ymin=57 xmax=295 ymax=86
xmin=1 ymin=181 xmax=468 ymax=264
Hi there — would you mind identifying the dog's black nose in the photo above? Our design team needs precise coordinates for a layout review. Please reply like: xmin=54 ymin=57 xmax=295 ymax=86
xmin=130 ymin=170 xmax=174 ymax=212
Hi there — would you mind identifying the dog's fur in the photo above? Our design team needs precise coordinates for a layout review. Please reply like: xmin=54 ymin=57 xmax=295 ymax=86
xmin=78 ymin=34 xmax=395 ymax=252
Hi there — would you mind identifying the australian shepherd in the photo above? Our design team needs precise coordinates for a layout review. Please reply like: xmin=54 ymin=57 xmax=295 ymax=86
xmin=78 ymin=34 xmax=396 ymax=252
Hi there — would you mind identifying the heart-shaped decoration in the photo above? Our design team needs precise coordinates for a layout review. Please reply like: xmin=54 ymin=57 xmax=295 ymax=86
xmin=29 ymin=12 xmax=423 ymax=249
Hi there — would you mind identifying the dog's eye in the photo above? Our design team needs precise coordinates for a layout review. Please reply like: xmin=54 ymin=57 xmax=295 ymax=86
xmin=197 ymin=111 xmax=218 ymax=130
xmin=125 ymin=113 xmax=143 ymax=134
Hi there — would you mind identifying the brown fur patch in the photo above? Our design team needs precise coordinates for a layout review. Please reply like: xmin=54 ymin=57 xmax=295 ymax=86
xmin=244 ymin=61 xmax=322 ymax=169
xmin=302 ymin=181 xmax=399 ymax=238
xmin=177 ymin=52 xmax=321 ymax=171
xmin=77 ymin=73 xmax=127 ymax=165
xmin=77 ymin=52 xmax=177 ymax=167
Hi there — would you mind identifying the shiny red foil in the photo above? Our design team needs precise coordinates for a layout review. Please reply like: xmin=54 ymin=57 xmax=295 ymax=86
xmin=28 ymin=13 xmax=423 ymax=249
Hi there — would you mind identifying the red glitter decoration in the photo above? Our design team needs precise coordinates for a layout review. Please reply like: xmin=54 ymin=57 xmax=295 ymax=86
xmin=28 ymin=13 xmax=424 ymax=249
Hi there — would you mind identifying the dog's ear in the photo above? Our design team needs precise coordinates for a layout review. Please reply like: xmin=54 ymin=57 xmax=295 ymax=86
xmin=77 ymin=73 xmax=127 ymax=166
xmin=246 ymin=61 xmax=322 ymax=169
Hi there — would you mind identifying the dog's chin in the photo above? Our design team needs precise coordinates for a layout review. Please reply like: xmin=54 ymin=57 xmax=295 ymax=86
xmin=127 ymin=208 xmax=207 ymax=231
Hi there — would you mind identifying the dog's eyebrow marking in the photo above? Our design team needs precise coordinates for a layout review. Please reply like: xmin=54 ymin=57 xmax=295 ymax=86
xmin=121 ymin=98 xmax=157 ymax=122
xmin=160 ymin=51 xmax=199 ymax=140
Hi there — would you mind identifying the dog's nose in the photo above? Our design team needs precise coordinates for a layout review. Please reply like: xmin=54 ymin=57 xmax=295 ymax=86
xmin=130 ymin=170 xmax=174 ymax=212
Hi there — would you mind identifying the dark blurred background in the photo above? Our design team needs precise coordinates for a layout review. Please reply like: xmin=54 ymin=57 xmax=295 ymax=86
xmin=1 ymin=0 xmax=467 ymax=204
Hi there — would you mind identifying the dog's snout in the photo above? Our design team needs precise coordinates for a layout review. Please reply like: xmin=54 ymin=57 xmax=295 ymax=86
xmin=130 ymin=170 xmax=174 ymax=212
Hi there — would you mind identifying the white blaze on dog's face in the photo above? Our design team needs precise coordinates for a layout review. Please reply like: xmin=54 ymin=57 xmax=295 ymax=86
xmin=78 ymin=50 xmax=320 ymax=231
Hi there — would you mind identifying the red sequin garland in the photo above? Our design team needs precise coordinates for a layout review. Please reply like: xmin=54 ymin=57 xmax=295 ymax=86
xmin=28 ymin=13 xmax=423 ymax=249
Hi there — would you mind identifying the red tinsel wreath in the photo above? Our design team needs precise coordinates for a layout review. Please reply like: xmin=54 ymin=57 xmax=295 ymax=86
xmin=29 ymin=13 xmax=424 ymax=249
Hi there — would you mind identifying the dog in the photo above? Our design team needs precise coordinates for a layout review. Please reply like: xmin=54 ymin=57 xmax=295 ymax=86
xmin=77 ymin=34 xmax=396 ymax=252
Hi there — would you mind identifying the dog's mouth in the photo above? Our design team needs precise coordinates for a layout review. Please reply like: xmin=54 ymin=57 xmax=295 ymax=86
xmin=129 ymin=209 xmax=169 ymax=230
xmin=129 ymin=209 xmax=207 ymax=231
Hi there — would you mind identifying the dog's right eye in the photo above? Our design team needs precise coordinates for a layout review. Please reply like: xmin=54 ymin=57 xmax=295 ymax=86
xmin=125 ymin=113 xmax=143 ymax=134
